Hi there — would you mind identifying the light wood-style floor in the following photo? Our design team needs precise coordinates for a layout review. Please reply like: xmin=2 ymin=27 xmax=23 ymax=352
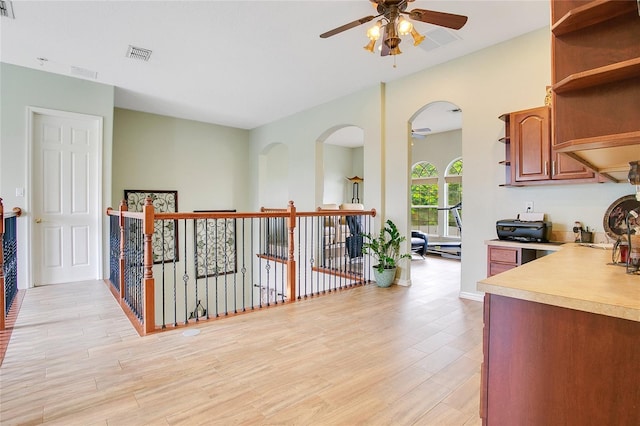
xmin=0 ymin=256 xmax=483 ymax=425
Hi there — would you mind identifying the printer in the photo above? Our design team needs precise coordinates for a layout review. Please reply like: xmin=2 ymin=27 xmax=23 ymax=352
xmin=496 ymin=218 xmax=552 ymax=243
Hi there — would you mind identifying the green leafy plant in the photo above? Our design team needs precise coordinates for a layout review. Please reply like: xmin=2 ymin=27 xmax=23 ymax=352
xmin=362 ymin=219 xmax=411 ymax=273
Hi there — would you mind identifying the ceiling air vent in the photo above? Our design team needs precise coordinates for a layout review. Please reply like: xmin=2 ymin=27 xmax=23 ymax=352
xmin=0 ymin=0 xmax=15 ymax=19
xmin=126 ymin=45 xmax=152 ymax=62
xmin=419 ymin=27 xmax=462 ymax=53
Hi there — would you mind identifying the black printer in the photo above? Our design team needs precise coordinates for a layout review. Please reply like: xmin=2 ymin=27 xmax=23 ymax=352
xmin=496 ymin=219 xmax=552 ymax=243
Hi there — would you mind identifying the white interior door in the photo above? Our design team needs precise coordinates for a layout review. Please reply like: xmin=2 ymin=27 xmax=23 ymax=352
xmin=31 ymin=110 xmax=102 ymax=285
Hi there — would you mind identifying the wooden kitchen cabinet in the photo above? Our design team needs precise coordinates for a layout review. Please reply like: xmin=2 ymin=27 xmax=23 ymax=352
xmin=510 ymin=106 xmax=595 ymax=183
xmin=551 ymin=0 xmax=640 ymax=182
xmin=481 ymin=293 xmax=640 ymax=425
xmin=486 ymin=245 xmax=536 ymax=277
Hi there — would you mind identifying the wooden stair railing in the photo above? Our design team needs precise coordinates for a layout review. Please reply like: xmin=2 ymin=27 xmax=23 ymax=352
xmin=106 ymin=200 xmax=376 ymax=335
xmin=1 ymin=198 xmax=23 ymax=331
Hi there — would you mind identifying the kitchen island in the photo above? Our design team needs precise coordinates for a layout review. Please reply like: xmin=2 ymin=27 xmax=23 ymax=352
xmin=477 ymin=244 xmax=639 ymax=425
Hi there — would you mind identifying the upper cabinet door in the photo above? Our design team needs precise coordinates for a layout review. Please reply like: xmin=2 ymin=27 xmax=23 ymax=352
xmin=552 ymin=150 xmax=595 ymax=180
xmin=512 ymin=107 xmax=551 ymax=182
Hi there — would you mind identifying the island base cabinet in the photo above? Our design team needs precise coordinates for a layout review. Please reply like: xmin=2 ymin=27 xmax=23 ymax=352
xmin=480 ymin=294 xmax=640 ymax=426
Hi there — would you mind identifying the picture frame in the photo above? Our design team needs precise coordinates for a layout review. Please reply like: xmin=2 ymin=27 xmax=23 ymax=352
xmin=124 ymin=190 xmax=178 ymax=264
xmin=194 ymin=210 xmax=237 ymax=278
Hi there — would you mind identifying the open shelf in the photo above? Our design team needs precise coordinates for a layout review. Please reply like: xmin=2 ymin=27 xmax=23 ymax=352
xmin=552 ymin=0 xmax=637 ymax=36
xmin=554 ymin=58 xmax=640 ymax=93
xmin=554 ymin=131 xmax=640 ymax=152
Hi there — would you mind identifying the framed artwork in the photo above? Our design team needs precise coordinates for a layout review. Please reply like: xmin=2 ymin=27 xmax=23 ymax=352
xmin=194 ymin=210 xmax=237 ymax=278
xmin=124 ymin=190 xmax=178 ymax=263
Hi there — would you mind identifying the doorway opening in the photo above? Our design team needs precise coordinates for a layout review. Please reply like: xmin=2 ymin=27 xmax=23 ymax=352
xmin=318 ymin=125 xmax=364 ymax=207
xmin=409 ymin=101 xmax=462 ymax=265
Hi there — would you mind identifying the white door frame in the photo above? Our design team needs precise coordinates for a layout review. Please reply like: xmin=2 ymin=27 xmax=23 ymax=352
xmin=26 ymin=106 xmax=104 ymax=288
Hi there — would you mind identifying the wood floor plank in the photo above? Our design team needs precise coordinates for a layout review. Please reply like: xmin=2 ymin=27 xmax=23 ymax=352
xmin=0 ymin=257 xmax=482 ymax=425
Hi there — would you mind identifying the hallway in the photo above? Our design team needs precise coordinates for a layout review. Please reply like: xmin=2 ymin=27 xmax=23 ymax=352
xmin=0 ymin=256 xmax=482 ymax=425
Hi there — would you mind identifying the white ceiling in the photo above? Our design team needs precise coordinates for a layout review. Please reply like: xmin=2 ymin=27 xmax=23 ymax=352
xmin=0 ymin=1 xmax=550 ymax=131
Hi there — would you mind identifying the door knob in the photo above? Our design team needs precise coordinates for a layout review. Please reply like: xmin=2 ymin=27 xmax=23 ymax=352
xmin=35 ymin=218 xmax=42 ymax=223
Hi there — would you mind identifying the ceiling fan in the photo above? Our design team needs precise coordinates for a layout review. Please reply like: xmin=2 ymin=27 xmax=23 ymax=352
xmin=411 ymin=127 xmax=431 ymax=139
xmin=320 ymin=0 xmax=468 ymax=56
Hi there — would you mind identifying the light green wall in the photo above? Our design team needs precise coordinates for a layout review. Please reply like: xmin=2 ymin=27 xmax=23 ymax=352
xmin=249 ymin=85 xmax=383 ymax=215
xmin=323 ymin=144 xmax=363 ymax=204
xmin=250 ymin=28 xmax=632 ymax=297
xmin=259 ymin=142 xmax=289 ymax=208
xmin=412 ymin=129 xmax=462 ymax=174
xmin=112 ymin=108 xmax=250 ymax=212
xmin=0 ymin=62 xmax=114 ymax=288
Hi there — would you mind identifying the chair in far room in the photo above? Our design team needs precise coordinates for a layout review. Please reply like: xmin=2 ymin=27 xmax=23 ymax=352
xmin=411 ymin=230 xmax=428 ymax=258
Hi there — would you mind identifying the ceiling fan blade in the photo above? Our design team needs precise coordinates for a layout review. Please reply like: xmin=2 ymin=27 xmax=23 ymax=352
xmin=412 ymin=133 xmax=428 ymax=139
xmin=412 ymin=127 xmax=431 ymax=133
xmin=408 ymin=9 xmax=468 ymax=30
xmin=320 ymin=15 xmax=376 ymax=38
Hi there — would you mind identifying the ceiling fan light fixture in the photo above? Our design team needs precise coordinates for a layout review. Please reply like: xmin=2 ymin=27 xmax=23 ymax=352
xmin=366 ymin=20 xmax=383 ymax=40
xmin=397 ymin=16 xmax=413 ymax=35
xmin=410 ymin=27 xmax=426 ymax=46
xmin=363 ymin=38 xmax=377 ymax=53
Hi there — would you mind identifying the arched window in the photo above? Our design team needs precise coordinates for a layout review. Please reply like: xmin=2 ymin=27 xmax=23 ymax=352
xmin=445 ymin=158 xmax=463 ymax=237
xmin=411 ymin=162 xmax=438 ymax=234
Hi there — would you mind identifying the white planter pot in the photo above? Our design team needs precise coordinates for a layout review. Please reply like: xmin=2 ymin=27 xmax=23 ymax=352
xmin=373 ymin=267 xmax=396 ymax=288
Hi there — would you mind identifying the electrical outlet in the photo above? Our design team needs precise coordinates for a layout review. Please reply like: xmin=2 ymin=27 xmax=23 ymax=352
xmin=525 ymin=201 xmax=534 ymax=212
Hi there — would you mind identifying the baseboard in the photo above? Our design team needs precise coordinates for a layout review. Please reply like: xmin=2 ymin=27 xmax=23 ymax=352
xmin=459 ymin=291 xmax=484 ymax=302
xmin=395 ymin=278 xmax=411 ymax=287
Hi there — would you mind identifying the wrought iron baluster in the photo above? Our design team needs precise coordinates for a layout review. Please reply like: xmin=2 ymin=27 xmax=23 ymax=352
xmin=240 ymin=218 xmax=246 ymax=312
xmin=192 ymin=218 xmax=199 ymax=322
xmin=161 ymin=219 xmax=166 ymax=328
xmin=214 ymin=219 xmax=220 ymax=317
xmin=250 ymin=218 xmax=255 ymax=310
xmin=204 ymin=218 xmax=210 ymax=319
xmin=183 ymin=219 xmax=189 ymax=325
xmin=231 ymin=219 xmax=238 ymax=313
xmin=172 ymin=221 xmax=178 ymax=327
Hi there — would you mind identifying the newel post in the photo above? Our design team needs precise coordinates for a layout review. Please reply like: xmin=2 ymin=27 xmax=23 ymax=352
xmin=0 ymin=198 xmax=5 ymax=330
xmin=286 ymin=200 xmax=296 ymax=301
xmin=142 ymin=198 xmax=156 ymax=334
xmin=118 ymin=200 xmax=127 ymax=298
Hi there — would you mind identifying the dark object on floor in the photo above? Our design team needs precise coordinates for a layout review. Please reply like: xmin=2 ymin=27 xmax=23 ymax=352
xmin=411 ymin=231 xmax=428 ymax=257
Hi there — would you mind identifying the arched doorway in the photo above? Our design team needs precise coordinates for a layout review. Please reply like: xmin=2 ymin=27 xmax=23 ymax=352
xmin=409 ymin=100 xmax=463 ymax=265
xmin=318 ymin=125 xmax=364 ymax=207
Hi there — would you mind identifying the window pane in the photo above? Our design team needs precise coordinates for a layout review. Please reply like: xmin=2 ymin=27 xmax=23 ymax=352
xmin=411 ymin=207 xmax=438 ymax=234
xmin=412 ymin=162 xmax=438 ymax=178
xmin=411 ymin=184 xmax=438 ymax=207
xmin=448 ymin=159 xmax=463 ymax=175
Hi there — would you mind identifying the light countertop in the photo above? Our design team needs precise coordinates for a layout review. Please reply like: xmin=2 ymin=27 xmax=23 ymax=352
xmin=478 ymin=243 xmax=640 ymax=322
xmin=485 ymin=239 xmax=564 ymax=251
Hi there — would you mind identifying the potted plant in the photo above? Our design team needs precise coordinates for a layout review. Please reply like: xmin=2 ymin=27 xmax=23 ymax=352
xmin=362 ymin=219 xmax=411 ymax=287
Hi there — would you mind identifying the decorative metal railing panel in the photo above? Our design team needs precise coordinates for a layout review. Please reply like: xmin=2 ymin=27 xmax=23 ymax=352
xmin=1 ymin=199 xmax=22 ymax=332
xmin=108 ymin=214 xmax=120 ymax=293
xmin=2 ymin=215 xmax=18 ymax=318
xmin=106 ymin=201 xmax=376 ymax=334
xmin=123 ymin=216 xmax=144 ymax=322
